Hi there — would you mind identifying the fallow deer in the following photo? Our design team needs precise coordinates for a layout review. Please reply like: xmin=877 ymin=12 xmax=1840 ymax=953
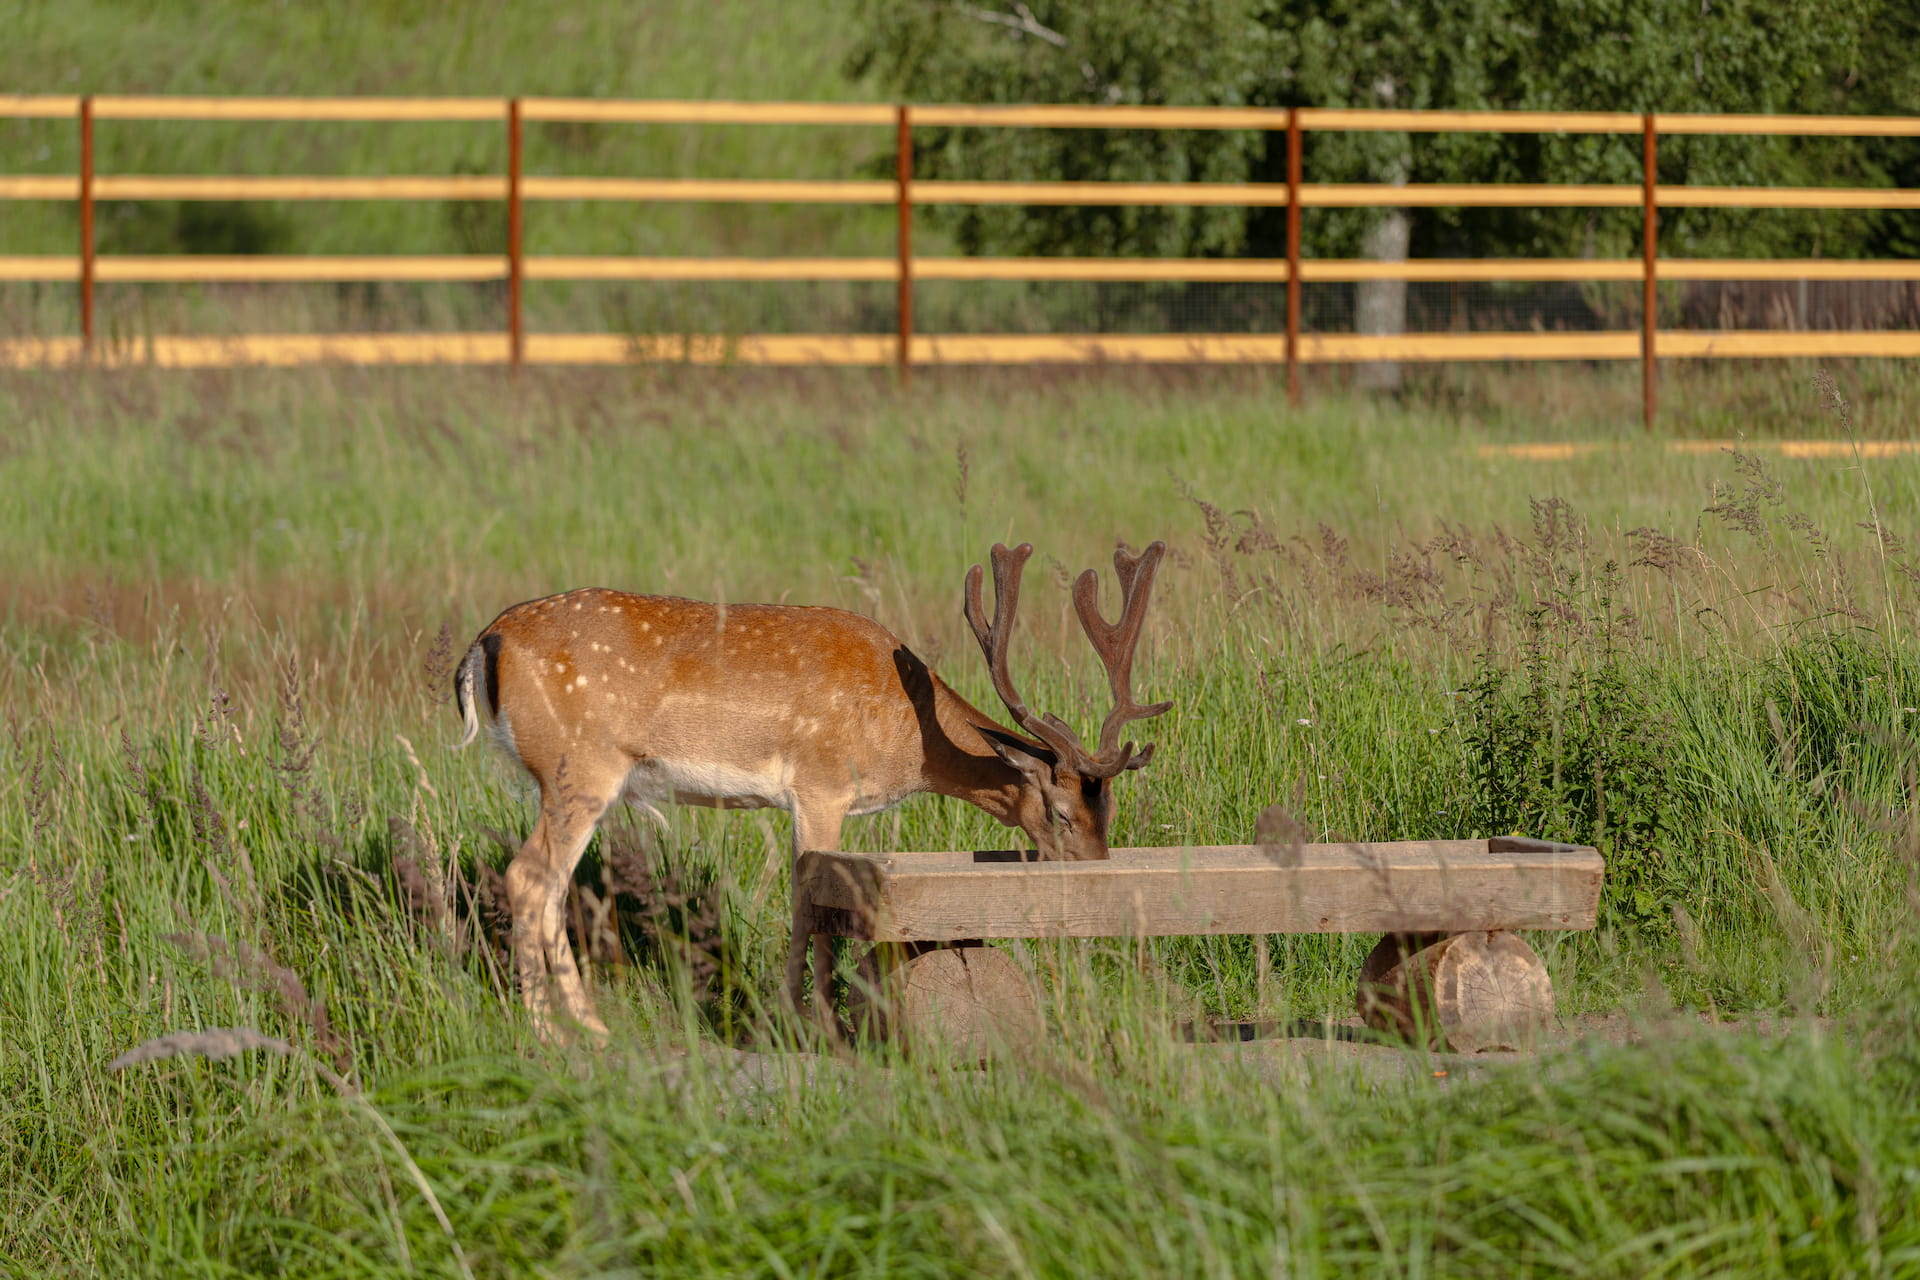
xmin=453 ymin=540 xmax=1170 ymax=1041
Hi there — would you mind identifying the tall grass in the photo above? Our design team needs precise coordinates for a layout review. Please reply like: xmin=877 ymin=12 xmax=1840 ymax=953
xmin=4 ymin=362 xmax=1920 ymax=1273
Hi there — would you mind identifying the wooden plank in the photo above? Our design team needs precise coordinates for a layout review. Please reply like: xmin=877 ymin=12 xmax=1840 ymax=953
xmin=1305 ymin=332 xmax=1640 ymax=362
xmin=1299 ymin=108 xmax=1641 ymax=133
xmin=1 ymin=338 xmax=85 ymax=367
xmin=915 ymin=258 xmax=1292 ymax=281
xmin=9 ymin=329 xmax=1916 ymax=371
xmin=1304 ymin=183 xmax=1641 ymax=208
xmin=1656 ymin=113 xmax=1920 ymax=137
xmin=92 ymin=176 xmax=507 ymax=200
xmin=526 ymin=256 xmax=896 ymax=280
xmin=521 ymin=99 xmax=894 ymax=125
xmin=34 ymin=253 xmax=1917 ymax=288
xmin=1660 ymin=187 xmax=1920 ymax=210
xmin=92 ymin=96 xmax=505 ymax=121
xmin=0 ymin=256 xmax=79 ymax=281
xmin=911 ymin=104 xmax=1290 ymax=130
xmin=521 ymin=332 xmax=1645 ymax=366
xmin=1658 ymin=331 xmax=1920 ymax=359
xmin=0 ymin=176 xmax=81 ymax=200
xmin=915 ymin=180 xmax=1295 ymax=206
xmin=930 ymin=258 xmax=1920 ymax=284
xmin=1664 ymin=439 xmax=1920 ymax=458
xmin=526 ymin=333 xmax=897 ymax=365
xmin=538 ymin=333 xmax=1643 ymax=366
xmin=0 ymin=333 xmax=509 ymax=369
xmin=0 ymin=95 xmax=80 ymax=118
xmin=522 ymin=177 xmax=894 ymax=203
xmin=1661 ymin=260 xmax=1920 ymax=281
xmin=94 ymin=255 xmax=507 ymax=282
xmin=66 ymin=175 xmax=1907 ymax=215
xmin=796 ymin=841 xmax=1604 ymax=942
xmin=1485 ymin=440 xmax=1920 ymax=461
xmin=1302 ymin=259 xmax=1641 ymax=282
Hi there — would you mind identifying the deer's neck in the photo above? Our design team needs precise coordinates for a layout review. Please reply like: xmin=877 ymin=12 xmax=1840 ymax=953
xmin=920 ymin=677 xmax=1032 ymax=826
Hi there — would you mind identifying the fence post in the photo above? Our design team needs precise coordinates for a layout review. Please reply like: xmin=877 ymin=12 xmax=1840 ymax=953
xmin=896 ymin=104 xmax=913 ymax=386
xmin=80 ymin=94 xmax=95 ymax=355
xmin=508 ymin=97 xmax=524 ymax=373
xmin=1642 ymin=112 xmax=1657 ymax=433
xmin=1285 ymin=107 xmax=1302 ymax=409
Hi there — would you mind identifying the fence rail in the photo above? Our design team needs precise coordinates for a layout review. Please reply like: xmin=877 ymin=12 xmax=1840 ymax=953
xmin=3 ymin=95 xmax=1918 ymax=427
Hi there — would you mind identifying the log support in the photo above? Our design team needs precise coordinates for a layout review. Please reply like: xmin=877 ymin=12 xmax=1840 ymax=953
xmin=849 ymin=940 xmax=1040 ymax=1061
xmin=1356 ymin=929 xmax=1554 ymax=1053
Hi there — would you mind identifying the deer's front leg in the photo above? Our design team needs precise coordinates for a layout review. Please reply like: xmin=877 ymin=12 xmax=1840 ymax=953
xmin=785 ymin=799 xmax=847 ymax=1029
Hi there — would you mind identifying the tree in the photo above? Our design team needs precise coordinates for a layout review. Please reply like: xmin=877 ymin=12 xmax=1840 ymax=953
xmin=851 ymin=0 xmax=1908 ymax=378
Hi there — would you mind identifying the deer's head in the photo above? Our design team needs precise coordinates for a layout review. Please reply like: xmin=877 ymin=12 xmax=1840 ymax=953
xmin=964 ymin=540 xmax=1172 ymax=860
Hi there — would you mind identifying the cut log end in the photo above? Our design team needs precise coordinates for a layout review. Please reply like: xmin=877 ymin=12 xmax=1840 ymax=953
xmin=1357 ymin=929 xmax=1553 ymax=1053
xmin=851 ymin=942 xmax=1040 ymax=1061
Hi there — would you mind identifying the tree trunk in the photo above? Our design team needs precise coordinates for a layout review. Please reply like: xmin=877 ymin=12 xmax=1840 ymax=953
xmin=1355 ymin=77 xmax=1411 ymax=395
xmin=1355 ymin=204 xmax=1411 ymax=392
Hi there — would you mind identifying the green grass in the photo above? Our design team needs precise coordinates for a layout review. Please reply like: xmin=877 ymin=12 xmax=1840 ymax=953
xmin=5 ymin=360 xmax=1920 ymax=1274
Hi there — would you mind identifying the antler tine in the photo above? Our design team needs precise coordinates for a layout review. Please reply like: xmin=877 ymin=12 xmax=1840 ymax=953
xmin=1072 ymin=539 xmax=1173 ymax=774
xmin=963 ymin=542 xmax=1087 ymax=763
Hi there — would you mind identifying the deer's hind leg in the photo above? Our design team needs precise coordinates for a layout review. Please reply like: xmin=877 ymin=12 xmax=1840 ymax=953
xmin=508 ymin=765 xmax=622 ymax=1044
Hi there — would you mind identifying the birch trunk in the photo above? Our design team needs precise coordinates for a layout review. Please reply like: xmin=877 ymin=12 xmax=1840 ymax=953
xmin=1355 ymin=77 xmax=1411 ymax=394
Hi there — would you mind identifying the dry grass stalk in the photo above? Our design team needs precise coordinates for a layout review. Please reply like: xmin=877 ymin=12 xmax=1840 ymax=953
xmin=164 ymin=931 xmax=350 ymax=1072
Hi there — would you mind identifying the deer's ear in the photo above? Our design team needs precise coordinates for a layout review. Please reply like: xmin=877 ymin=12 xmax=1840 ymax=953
xmin=976 ymin=726 xmax=1056 ymax=777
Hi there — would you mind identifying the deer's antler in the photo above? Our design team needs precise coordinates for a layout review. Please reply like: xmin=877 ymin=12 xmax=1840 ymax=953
xmin=964 ymin=542 xmax=1086 ymax=765
xmin=964 ymin=540 xmax=1171 ymax=778
xmin=1072 ymin=540 xmax=1173 ymax=778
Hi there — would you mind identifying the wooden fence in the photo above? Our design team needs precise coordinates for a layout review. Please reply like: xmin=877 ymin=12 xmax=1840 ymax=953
xmin=3 ymin=95 xmax=1920 ymax=426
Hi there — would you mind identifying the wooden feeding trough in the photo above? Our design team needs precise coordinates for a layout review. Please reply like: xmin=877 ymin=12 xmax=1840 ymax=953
xmin=794 ymin=836 xmax=1604 ymax=1056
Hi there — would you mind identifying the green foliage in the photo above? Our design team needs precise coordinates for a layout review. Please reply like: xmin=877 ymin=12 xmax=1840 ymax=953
xmin=1460 ymin=628 xmax=1682 ymax=933
xmin=96 ymin=200 xmax=295 ymax=256
xmin=849 ymin=0 xmax=1273 ymax=258
xmin=855 ymin=0 xmax=1917 ymax=262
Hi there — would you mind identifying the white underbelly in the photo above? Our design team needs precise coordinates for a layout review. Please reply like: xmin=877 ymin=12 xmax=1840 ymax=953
xmin=622 ymin=755 xmax=790 ymax=810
